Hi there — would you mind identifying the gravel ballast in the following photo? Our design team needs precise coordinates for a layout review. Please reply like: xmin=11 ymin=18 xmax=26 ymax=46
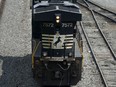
xmin=90 ymin=0 xmax=116 ymax=12
xmin=0 ymin=0 xmax=116 ymax=87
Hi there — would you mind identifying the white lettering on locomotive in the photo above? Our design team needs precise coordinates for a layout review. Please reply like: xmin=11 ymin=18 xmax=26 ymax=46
xmin=42 ymin=23 xmax=73 ymax=27
xmin=62 ymin=23 xmax=73 ymax=27
xmin=43 ymin=23 xmax=54 ymax=27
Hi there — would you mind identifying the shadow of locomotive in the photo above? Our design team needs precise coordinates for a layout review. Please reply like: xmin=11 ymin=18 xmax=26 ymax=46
xmin=0 ymin=55 xmax=39 ymax=87
xmin=0 ymin=55 xmax=71 ymax=87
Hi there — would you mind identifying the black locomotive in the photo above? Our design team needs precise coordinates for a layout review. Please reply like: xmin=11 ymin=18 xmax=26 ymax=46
xmin=31 ymin=0 xmax=83 ymax=86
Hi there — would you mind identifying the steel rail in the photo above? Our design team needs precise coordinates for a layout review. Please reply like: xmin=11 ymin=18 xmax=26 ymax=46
xmin=76 ymin=1 xmax=116 ymax=23
xmin=83 ymin=0 xmax=116 ymax=60
xmin=79 ymin=0 xmax=116 ymax=86
xmin=79 ymin=22 xmax=108 ymax=87
xmin=86 ymin=0 xmax=116 ymax=15
xmin=93 ymin=10 xmax=116 ymax=23
xmin=85 ymin=0 xmax=116 ymax=23
xmin=76 ymin=1 xmax=88 ymax=8
xmin=76 ymin=0 xmax=116 ymax=60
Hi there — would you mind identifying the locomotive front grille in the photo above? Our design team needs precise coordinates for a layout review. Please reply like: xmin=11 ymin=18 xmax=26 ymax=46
xmin=42 ymin=34 xmax=73 ymax=49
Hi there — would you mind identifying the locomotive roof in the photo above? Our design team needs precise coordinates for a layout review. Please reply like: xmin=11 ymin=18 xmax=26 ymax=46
xmin=34 ymin=1 xmax=80 ymax=14
xmin=33 ymin=1 xmax=82 ymax=21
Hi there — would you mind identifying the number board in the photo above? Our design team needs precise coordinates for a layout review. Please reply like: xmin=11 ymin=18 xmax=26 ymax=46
xmin=42 ymin=23 xmax=73 ymax=28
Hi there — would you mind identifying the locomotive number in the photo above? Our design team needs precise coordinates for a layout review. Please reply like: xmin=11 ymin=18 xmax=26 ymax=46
xmin=62 ymin=23 xmax=73 ymax=27
xmin=43 ymin=23 xmax=73 ymax=27
xmin=43 ymin=23 xmax=54 ymax=27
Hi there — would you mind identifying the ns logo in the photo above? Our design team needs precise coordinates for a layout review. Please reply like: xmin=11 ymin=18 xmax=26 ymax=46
xmin=52 ymin=33 xmax=65 ymax=49
xmin=53 ymin=37 xmax=62 ymax=47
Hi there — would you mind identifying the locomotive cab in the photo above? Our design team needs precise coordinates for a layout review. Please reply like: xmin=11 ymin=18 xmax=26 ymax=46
xmin=32 ymin=0 xmax=83 ymax=86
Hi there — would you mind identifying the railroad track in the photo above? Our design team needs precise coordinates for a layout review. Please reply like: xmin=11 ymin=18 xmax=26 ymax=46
xmin=86 ymin=0 xmax=116 ymax=23
xmin=77 ymin=0 xmax=116 ymax=60
xmin=77 ymin=0 xmax=116 ymax=23
xmin=77 ymin=0 xmax=116 ymax=87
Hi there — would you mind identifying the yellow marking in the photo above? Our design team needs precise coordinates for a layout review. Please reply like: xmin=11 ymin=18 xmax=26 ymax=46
xmin=78 ymin=40 xmax=84 ymax=68
xmin=32 ymin=41 xmax=41 ymax=69
xmin=32 ymin=40 xmax=36 ymax=52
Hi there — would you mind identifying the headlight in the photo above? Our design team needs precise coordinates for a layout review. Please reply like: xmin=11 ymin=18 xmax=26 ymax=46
xmin=56 ymin=16 xmax=60 ymax=19
xmin=56 ymin=20 xmax=60 ymax=23
xmin=68 ymin=52 xmax=72 ymax=57
xmin=43 ymin=52 xmax=47 ymax=57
